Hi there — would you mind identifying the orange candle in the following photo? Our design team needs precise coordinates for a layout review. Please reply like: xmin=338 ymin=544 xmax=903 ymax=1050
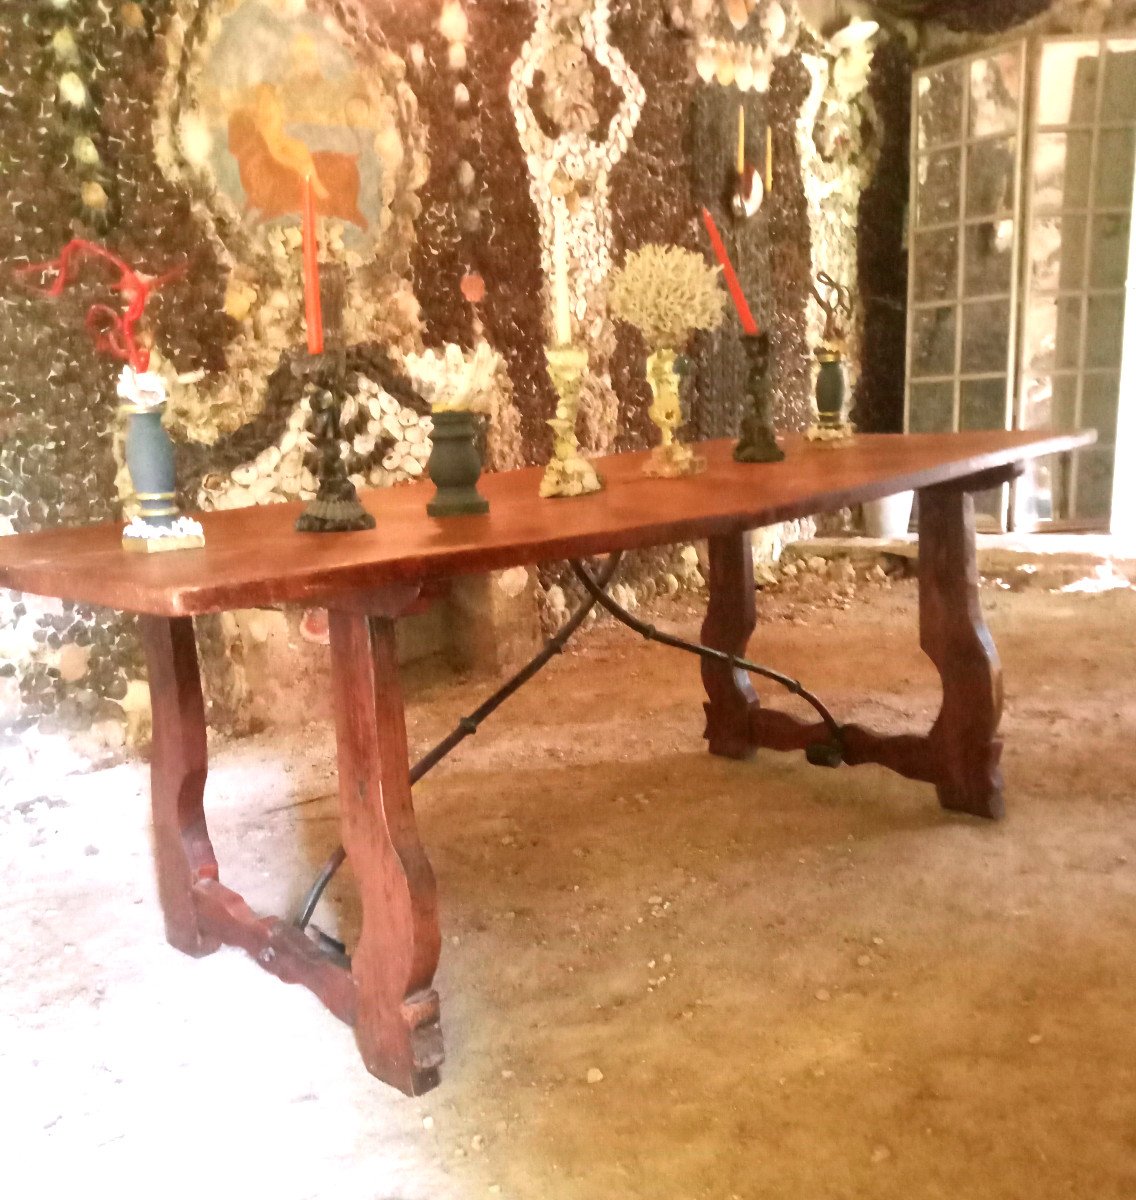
xmin=302 ymin=173 xmax=324 ymax=355
xmin=700 ymin=207 xmax=759 ymax=335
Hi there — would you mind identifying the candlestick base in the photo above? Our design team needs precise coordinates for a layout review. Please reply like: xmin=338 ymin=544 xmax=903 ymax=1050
xmin=644 ymin=442 xmax=706 ymax=479
xmin=805 ymin=421 xmax=856 ymax=443
xmin=122 ymin=516 xmax=206 ymax=554
xmin=540 ymin=345 xmax=604 ymax=500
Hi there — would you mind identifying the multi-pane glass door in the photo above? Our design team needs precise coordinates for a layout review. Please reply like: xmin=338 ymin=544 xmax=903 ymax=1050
xmin=1016 ymin=35 xmax=1136 ymax=529
xmin=906 ymin=44 xmax=1028 ymax=530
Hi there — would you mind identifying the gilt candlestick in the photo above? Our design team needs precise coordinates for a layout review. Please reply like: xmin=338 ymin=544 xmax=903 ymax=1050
xmin=644 ymin=348 xmax=705 ymax=478
xmin=539 ymin=344 xmax=602 ymax=499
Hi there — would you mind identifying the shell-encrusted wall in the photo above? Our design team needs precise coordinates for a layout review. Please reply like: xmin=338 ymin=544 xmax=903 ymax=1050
xmin=0 ymin=0 xmax=905 ymax=755
xmin=510 ymin=0 xmax=645 ymax=456
xmin=797 ymin=34 xmax=879 ymax=402
xmin=153 ymin=0 xmax=431 ymax=439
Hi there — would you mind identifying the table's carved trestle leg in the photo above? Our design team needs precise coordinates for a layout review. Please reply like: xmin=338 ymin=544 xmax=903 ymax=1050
xmin=140 ymin=585 xmax=448 ymax=1096
xmin=700 ymin=467 xmax=1016 ymax=821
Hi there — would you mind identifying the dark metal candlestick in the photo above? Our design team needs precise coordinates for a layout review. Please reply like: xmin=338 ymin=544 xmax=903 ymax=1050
xmin=295 ymin=265 xmax=375 ymax=534
xmin=734 ymin=332 xmax=784 ymax=463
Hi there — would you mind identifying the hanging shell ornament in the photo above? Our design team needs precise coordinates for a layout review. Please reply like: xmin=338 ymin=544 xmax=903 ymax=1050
xmin=724 ymin=0 xmax=749 ymax=31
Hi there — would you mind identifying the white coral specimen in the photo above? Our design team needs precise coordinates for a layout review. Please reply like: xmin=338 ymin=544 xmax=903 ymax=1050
xmin=609 ymin=244 xmax=726 ymax=351
xmin=403 ymin=341 xmax=501 ymax=414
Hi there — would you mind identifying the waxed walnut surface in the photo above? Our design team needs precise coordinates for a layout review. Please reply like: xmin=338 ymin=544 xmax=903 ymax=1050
xmin=0 ymin=431 xmax=1093 ymax=617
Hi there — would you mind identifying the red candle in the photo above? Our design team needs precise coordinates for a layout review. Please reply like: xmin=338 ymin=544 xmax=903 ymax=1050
xmin=302 ymin=173 xmax=324 ymax=355
xmin=700 ymin=206 xmax=759 ymax=336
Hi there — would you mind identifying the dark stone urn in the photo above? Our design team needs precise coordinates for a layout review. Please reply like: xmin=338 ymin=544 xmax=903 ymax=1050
xmin=427 ymin=410 xmax=490 ymax=517
xmin=814 ymin=350 xmax=848 ymax=429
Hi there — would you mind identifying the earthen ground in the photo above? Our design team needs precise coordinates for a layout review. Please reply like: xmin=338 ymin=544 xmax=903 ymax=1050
xmin=3 ymin=571 xmax=1135 ymax=1200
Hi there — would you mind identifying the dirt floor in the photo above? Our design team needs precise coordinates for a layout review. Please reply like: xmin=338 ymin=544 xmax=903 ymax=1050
xmin=2 ymin=566 xmax=1135 ymax=1200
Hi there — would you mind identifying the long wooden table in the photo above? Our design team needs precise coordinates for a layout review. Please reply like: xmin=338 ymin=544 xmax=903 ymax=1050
xmin=0 ymin=431 xmax=1093 ymax=1094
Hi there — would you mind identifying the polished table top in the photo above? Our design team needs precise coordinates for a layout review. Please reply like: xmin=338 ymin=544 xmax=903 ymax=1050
xmin=0 ymin=431 xmax=1094 ymax=617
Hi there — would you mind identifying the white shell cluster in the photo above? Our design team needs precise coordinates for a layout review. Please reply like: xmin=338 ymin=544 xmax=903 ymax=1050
xmin=123 ymin=515 xmax=205 ymax=541
xmin=404 ymin=341 xmax=502 ymax=415
xmin=685 ymin=0 xmax=797 ymax=94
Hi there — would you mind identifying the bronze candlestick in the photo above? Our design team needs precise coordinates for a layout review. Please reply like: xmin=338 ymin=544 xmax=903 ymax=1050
xmin=295 ymin=265 xmax=375 ymax=533
xmin=734 ymin=332 xmax=784 ymax=463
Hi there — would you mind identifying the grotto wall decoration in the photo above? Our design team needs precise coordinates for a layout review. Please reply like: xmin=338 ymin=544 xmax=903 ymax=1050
xmin=676 ymin=0 xmax=800 ymax=93
xmin=609 ymin=244 xmax=726 ymax=478
xmin=153 ymin=0 xmax=430 ymax=447
xmin=16 ymin=240 xmax=206 ymax=553
xmin=799 ymin=22 xmax=880 ymax=399
xmin=510 ymin=0 xmax=645 ymax=460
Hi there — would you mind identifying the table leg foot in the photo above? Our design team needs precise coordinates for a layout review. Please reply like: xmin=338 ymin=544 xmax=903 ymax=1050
xmin=329 ymin=607 xmax=444 ymax=1096
xmin=701 ymin=531 xmax=760 ymax=760
xmin=139 ymin=616 xmax=221 ymax=958
xmin=919 ymin=484 xmax=1005 ymax=821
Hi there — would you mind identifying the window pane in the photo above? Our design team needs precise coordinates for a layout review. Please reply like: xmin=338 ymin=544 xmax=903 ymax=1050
xmin=1094 ymin=128 xmax=1136 ymax=208
xmin=910 ymin=306 xmax=956 ymax=377
xmin=913 ymin=228 xmax=959 ymax=302
xmin=916 ymin=148 xmax=960 ymax=226
xmin=1089 ymin=213 xmax=1131 ymax=289
xmin=1102 ymin=44 xmax=1136 ymax=123
xmin=909 ymin=381 xmax=955 ymax=432
xmin=918 ymin=65 xmax=964 ymax=149
xmin=965 ymin=220 xmax=1015 ymax=294
xmin=960 ymin=377 xmax=1008 ymax=430
xmin=1080 ymin=371 xmax=1120 ymax=443
xmin=1085 ymin=293 xmax=1125 ymax=368
xmin=970 ymin=52 xmax=1021 ymax=139
xmin=966 ymin=137 xmax=1017 ymax=216
xmin=1021 ymin=372 xmax=1078 ymax=431
xmin=974 ymin=486 xmax=1006 ymax=526
xmin=1025 ymin=295 xmax=1083 ymax=373
xmin=1038 ymin=41 xmax=1101 ymax=127
xmin=1021 ymin=453 xmax=1072 ymax=523
xmin=1074 ymin=447 xmax=1115 ymax=520
xmin=1030 ymin=215 xmax=1088 ymax=291
xmin=1033 ymin=131 xmax=1094 ymax=210
xmin=960 ymin=299 xmax=1011 ymax=373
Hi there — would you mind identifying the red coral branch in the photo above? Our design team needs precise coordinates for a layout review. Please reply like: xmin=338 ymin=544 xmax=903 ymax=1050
xmin=15 ymin=239 xmax=185 ymax=373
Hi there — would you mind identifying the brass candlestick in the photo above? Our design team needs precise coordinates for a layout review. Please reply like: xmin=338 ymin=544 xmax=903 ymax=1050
xmin=540 ymin=344 xmax=603 ymax=499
